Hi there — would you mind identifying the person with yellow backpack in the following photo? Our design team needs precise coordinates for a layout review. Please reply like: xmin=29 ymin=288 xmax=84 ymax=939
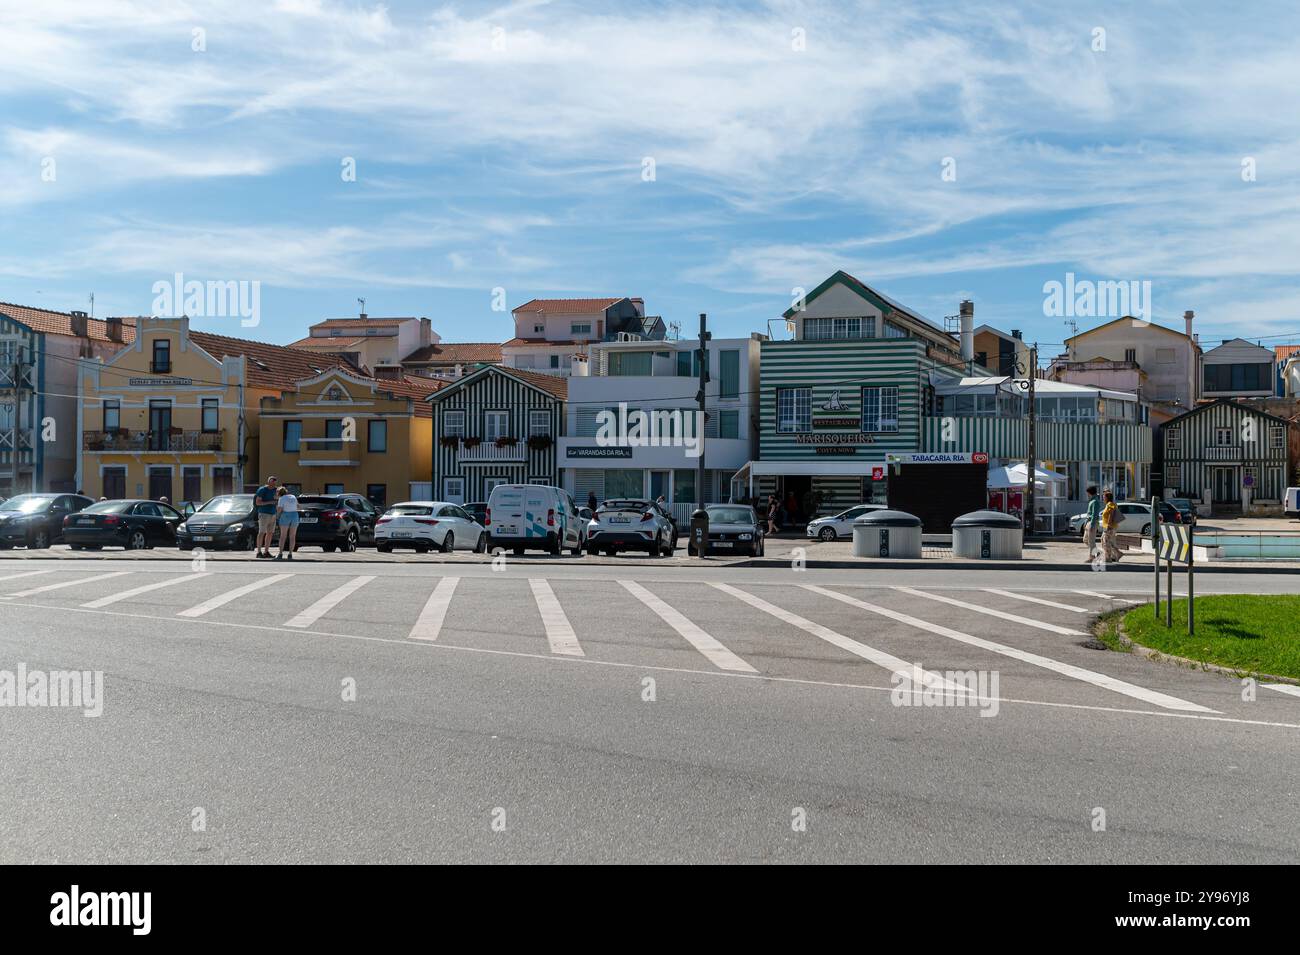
xmin=1100 ymin=489 xmax=1122 ymax=562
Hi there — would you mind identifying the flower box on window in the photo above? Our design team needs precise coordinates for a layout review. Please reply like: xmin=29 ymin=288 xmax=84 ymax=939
xmin=439 ymin=435 xmax=460 ymax=448
xmin=494 ymin=435 xmax=518 ymax=448
xmin=461 ymin=436 xmax=482 ymax=449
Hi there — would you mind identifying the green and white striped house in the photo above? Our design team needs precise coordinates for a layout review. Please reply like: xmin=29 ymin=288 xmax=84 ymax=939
xmin=1160 ymin=398 xmax=1293 ymax=509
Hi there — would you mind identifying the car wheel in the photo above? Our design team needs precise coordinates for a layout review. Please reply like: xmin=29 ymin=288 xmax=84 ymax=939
xmin=1140 ymin=523 xmax=1151 ymax=536
xmin=441 ymin=532 xmax=454 ymax=554
xmin=344 ymin=529 xmax=358 ymax=553
xmin=127 ymin=529 xmax=147 ymax=550
xmin=586 ymin=543 xmax=598 ymax=556
xmin=662 ymin=532 xmax=674 ymax=556
xmin=649 ymin=538 xmax=661 ymax=558
xmin=236 ymin=533 xmax=255 ymax=551
xmin=475 ymin=533 xmax=488 ymax=553
xmin=818 ymin=526 xmax=837 ymax=542
xmin=30 ymin=529 xmax=51 ymax=549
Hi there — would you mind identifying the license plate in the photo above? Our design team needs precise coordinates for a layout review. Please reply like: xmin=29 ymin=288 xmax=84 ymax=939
xmin=713 ymin=541 xmax=733 ymax=547
xmin=609 ymin=517 xmax=631 ymax=524
xmin=77 ymin=518 xmax=94 ymax=525
xmin=194 ymin=536 xmax=213 ymax=542
xmin=391 ymin=531 xmax=413 ymax=538
xmin=498 ymin=525 xmax=517 ymax=535
xmin=299 ymin=516 xmax=318 ymax=523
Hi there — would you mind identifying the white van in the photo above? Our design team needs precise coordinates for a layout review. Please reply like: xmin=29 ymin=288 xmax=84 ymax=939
xmin=1285 ymin=487 xmax=1300 ymax=518
xmin=485 ymin=484 xmax=584 ymax=556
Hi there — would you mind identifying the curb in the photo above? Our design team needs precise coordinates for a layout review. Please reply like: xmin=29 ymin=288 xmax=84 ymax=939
xmin=1102 ymin=607 xmax=1300 ymax=685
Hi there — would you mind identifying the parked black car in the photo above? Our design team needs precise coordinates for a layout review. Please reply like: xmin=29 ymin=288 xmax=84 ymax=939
xmin=1165 ymin=497 xmax=1197 ymax=525
xmin=294 ymin=493 xmax=379 ymax=551
xmin=0 ymin=493 xmax=93 ymax=549
xmin=688 ymin=504 xmax=765 ymax=557
xmin=64 ymin=499 xmax=184 ymax=550
xmin=464 ymin=501 xmax=488 ymax=528
xmin=175 ymin=494 xmax=259 ymax=550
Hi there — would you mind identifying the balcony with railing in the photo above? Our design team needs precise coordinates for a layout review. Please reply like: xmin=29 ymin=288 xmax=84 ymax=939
xmin=1205 ymin=445 xmax=1243 ymax=461
xmin=82 ymin=429 xmax=226 ymax=452
xmin=297 ymin=436 xmax=361 ymax=466
xmin=453 ymin=438 xmax=530 ymax=463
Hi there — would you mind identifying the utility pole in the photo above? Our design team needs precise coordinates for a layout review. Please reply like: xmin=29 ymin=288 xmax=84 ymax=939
xmin=696 ymin=313 xmax=711 ymax=507
xmin=1025 ymin=344 xmax=1038 ymax=538
xmin=7 ymin=345 xmax=29 ymax=496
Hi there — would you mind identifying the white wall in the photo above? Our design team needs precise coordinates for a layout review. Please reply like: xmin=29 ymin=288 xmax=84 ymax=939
xmin=1068 ymin=320 xmax=1196 ymax=408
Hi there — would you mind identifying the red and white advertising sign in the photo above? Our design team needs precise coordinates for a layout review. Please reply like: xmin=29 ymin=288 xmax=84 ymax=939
xmin=972 ymin=452 xmax=989 ymax=465
xmin=871 ymin=467 xmax=884 ymax=481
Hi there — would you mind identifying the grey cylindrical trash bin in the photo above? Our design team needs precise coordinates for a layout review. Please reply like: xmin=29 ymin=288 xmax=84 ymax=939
xmin=952 ymin=509 xmax=1023 ymax=559
xmin=852 ymin=509 xmax=923 ymax=559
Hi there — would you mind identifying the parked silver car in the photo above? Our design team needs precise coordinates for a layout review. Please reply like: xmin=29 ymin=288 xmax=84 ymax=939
xmin=1067 ymin=500 xmax=1180 ymax=536
xmin=805 ymin=503 xmax=887 ymax=542
xmin=586 ymin=499 xmax=676 ymax=557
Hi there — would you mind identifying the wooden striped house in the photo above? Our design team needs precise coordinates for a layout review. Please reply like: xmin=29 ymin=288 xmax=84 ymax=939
xmin=426 ymin=365 xmax=567 ymax=505
xmin=1160 ymin=399 xmax=1294 ymax=509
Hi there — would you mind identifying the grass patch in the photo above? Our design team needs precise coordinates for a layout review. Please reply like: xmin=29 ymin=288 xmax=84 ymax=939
xmin=1122 ymin=595 xmax=1300 ymax=680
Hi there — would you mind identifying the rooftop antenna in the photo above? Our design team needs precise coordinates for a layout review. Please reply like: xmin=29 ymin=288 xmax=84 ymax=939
xmin=1063 ymin=319 xmax=1079 ymax=359
xmin=667 ymin=320 xmax=681 ymax=341
xmin=89 ymin=292 xmax=95 ymax=318
xmin=357 ymin=297 xmax=366 ymax=319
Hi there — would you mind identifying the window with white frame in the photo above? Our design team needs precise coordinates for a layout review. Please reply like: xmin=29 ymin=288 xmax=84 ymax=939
xmin=1166 ymin=464 xmax=1182 ymax=491
xmin=1165 ymin=427 xmax=1181 ymax=453
xmin=1215 ymin=426 xmax=1233 ymax=446
xmin=883 ymin=321 xmax=906 ymax=339
xmin=444 ymin=409 xmax=466 ymax=437
xmin=1269 ymin=425 xmax=1285 ymax=449
xmin=528 ymin=409 xmax=551 ymax=437
xmin=776 ymin=387 xmax=811 ymax=432
xmin=803 ymin=317 xmax=870 ymax=340
xmin=861 ymin=386 xmax=899 ymax=432
xmin=570 ymin=322 xmax=592 ymax=335
xmin=1244 ymin=466 xmax=1258 ymax=489
xmin=484 ymin=411 xmax=509 ymax=442
xmin=532 ymin=323 xmax=544 ymax=334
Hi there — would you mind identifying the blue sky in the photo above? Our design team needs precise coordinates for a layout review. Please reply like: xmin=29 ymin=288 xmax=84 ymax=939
xmin=4 ymin=0 xmax=1300 ymax=356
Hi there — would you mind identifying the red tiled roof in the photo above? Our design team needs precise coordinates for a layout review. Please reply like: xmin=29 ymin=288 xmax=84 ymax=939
xmin=288 ymin=336 xmax=368 ymax=350
xmin=188 ymin=330 xmax=357 ymax=391
xmin=513 ymin=298 xmax=623 ymax=313
xmin=0 ymin=303 xmax=137 ymax=343
xmin=403 ymin=342 xmax=502 ymax=363
xmin=1274 ymin=344 xmax=1300 ymax=361
xmin=493 ymin=366 xmax=568 ymax=399
xmin=312 ymin=317 xmax=412 ymax=328
xmin=502 ymin=337 xmax=587 ymax=348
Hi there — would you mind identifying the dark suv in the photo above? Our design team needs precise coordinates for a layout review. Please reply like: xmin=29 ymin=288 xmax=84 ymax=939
xmin=0 ymin=493 xmax=93 ymax=549
xmin=294 ymin=493 xmax=379 ymax=552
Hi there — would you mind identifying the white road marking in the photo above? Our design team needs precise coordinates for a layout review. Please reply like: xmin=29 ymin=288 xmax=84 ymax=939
xmin=285 ymin=575 xmax=376 ymax=628
xmin=809 ymin=585 xmax=1215 ymax=713
xmin=1073 ymin=590 xmax=1142 ymax=603
xmin=3 ymin=571 xmax=131 ymax=598
xmin=408 ymin=577 xmax=459 ymax=641
xmin=0 ymin=569 xmax=58 ymax=585
xmin=177 ymin=574 xmax=293 ymax=618
xmin=529 ymin=578 xmax=584 ymax=656
xmin=985 ymin=589 xmax=1088 ymax=613
xmin=713 ymin=582 xmax=970 ymax=693
xmin=894 ymin=587 xmax=1087 ymax=636
xmin=81 ymin=573 xmax=210 ymax=608
xmin=619 ymin=580 xmax=756 ymax=672
xmin=1263 ymin=684 xmax=1300 ymax=699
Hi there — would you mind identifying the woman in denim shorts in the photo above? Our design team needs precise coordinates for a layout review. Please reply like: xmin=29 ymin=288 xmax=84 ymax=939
xmin=275 ymin=486 xmax=300 ymax=560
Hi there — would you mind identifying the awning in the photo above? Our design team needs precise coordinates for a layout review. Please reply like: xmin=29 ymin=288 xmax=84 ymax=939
xmin=987 ymin=463 xmax=1066 ymax=489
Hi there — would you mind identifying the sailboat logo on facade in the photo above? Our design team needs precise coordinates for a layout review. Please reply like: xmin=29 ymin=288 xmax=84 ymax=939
xmin=819 ymin=390 xmax=848 ymax=412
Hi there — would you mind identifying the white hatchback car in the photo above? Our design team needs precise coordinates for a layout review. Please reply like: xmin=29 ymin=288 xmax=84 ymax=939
xmin=375 ymin=501 xmax=487 ymax=553
xmin=805 ymin=503 xmax=888 ymax=542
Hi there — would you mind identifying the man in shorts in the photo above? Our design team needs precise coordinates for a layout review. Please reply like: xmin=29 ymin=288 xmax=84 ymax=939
xmin=254 ymin=475 xmax=279 ymax=559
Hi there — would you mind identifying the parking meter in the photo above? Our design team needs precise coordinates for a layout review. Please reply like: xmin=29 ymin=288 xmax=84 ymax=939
xmin=690 ymin=508 xmax=709 ymax=557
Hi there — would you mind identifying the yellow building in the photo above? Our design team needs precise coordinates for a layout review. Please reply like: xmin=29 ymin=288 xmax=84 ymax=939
xmin=77 ymin=316 xmax=351 ymax=503
xmin=258 ymin=367 xmax=440 ymax=508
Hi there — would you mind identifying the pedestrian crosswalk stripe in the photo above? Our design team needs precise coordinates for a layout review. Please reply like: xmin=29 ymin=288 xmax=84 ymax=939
xmin=1073 ymin=590 xmax=1142 ymax=604
xmin=712 ymin=582 xmax=972 ymax=693
xmin=408 ymin=577 xmax=459 ymax=641
xmin=81 ymin=573 xmax=210 ymax=608
xmin=0 ymin=569 xmax=58 ymax=585
xmin=529 ymin=578 xmax=584 ymax=657
xmin=893 ymin=587 xmax=1087 ymax=636
xmin=619 ymin=580 xmax=756 ymax=672
xmin=285 ymin=575 xmax=376 ymax=628
xmin=984 ymin=589 xmax=1089 ymax=613
xmin=807 ymin=585 xmax=1216 ymax=713
xmin=177 ymin=574 xmax=293 ymax=618
xmin=1262 ymin=684 xmax=1300 ymax=699
xmin=3 ymin=571 xmax=130 ymax=597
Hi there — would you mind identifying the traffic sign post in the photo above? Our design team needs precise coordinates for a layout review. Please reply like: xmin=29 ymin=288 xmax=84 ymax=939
xmin=1151 ymin=496 xmax=1160 ymax=618
xmin=1157 ymin=522 xmax=1195 ymax=636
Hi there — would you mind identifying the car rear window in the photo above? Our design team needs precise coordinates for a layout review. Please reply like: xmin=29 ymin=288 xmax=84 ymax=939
xmin=599 ymin=500 xmax=649 ymax=511
xmin=83 ymin=501 xmax=134 ymax=514
xmin=387 ymin=505 xmax=434 ymax=516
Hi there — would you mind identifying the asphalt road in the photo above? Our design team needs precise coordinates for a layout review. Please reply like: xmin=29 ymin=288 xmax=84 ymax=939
xmin=2 ymin=556 xmax=1298 ymax=863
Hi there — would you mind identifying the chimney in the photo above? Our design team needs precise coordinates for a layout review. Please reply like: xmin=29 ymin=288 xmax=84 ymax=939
xmin=630 ymin=298 xmax=645 ymax=316
xmin=1184 ymin=309 xmax=1194 ymax=339
xmin=1010 ymin=329 xmax=1022 ymax=340
xmin=69 ymin=310 xmax=89 ymax=338
xmin=959 ymin=300 xmax=974 ymax=361
xmin=374 ymin=363 xmax=402 ymax=381
xmin=419 ymin=317 xmax=432 ymax=348
xmin=106 ymin=316 xmax=124 ymax=342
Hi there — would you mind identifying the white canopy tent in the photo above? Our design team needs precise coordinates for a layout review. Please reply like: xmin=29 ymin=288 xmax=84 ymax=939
xmin=987 ymin=463 xmax=1066 ymax=491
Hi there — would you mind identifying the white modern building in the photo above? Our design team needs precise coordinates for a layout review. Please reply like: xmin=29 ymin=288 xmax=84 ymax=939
xmin=502 ymin=297 xmax=666 ymax=376
xmin=557 ymin=335 xmax=762 ymax=522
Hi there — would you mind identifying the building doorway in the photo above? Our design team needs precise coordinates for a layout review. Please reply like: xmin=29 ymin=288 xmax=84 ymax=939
xmin=147 ymin=466 xmax=173 ymax=502
xmin=1210 ymin=466 xmax=1239 ymax=508
xmin=775 ymin=475 xmax=812 ymax=524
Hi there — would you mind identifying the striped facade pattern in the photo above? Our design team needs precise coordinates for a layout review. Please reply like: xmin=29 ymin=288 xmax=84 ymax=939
xmin=1160 ymin=400 xmax=1292 ymax=503
xmin=428 ymin=369 xmax=565 ymax=501
xmin=0 ymin=316 xmax=42 ymax=493
xmin=920 ymin=417 xmax=1152 ymax=464
xmin=759 ymin=339 xmax=960 ymax=461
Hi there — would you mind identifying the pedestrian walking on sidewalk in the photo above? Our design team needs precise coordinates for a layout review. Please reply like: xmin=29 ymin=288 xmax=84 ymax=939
xmin=275 ymin=486 xmax=299 ymax=560
xmin=1100 ymin=489 xmax=1122 ymax=563
xmin=254 ymin=475 xmax=278 ymax=558
xmin=1082 ymin=484 xmax=1100 ymax=563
